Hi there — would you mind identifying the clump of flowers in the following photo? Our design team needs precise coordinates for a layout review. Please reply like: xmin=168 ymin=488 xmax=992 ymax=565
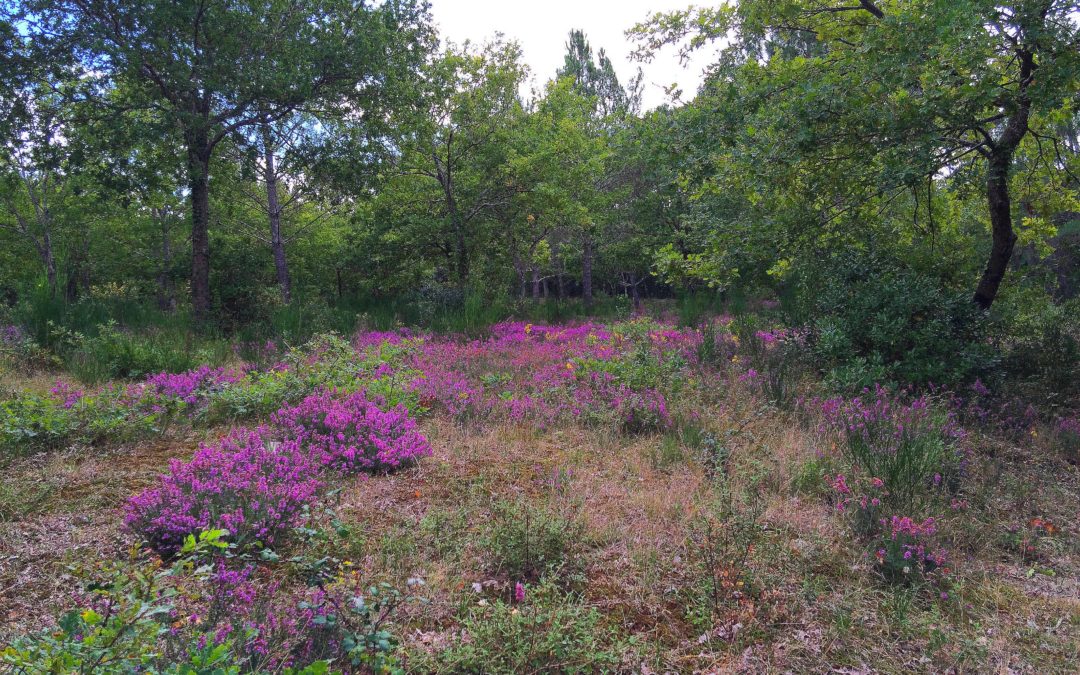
xmin=874 ymin=516 xmax=948 ymax=585
xmin=1056 ymin=417 xmax=1080 ymax=464
xmin=614 ymin=387 xmax=672 ymax=434
xmin=142 ymin=365 xmax=243 ymax=406
xmin=832 ymin=474 xmax=949 ymax=586
xmin=823 ymin=385 xmax=966 ymax=507
xmin=273 ymin=389 xmax=432 ymax=474
xmin=125 ymin=427 xmax=320 ymax=556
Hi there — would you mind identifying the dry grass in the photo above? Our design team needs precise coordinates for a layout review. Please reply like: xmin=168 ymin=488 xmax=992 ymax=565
xmin=0 ymin=374 xmax=1077 ymax=673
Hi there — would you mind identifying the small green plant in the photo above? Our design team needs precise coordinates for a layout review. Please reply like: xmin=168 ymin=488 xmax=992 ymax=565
xmin=684 ymin=486 xmax=765 ymax=632
xmin=426 ymin=580 xmax=626 ymax=673
xmin=485 ymin=500 xmax=585 ymax=582
xmin=0 ymin=392 xmax=78 ymax=455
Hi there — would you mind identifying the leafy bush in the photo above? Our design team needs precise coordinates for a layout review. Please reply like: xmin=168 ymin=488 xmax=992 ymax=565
xmin=427 ymin=581 xmax=624 ymax=673
xmin=273 ymin=389 xmax=432 ymax=474
xmin=63 ymin=321 xmax=214 ymax=384
xmin=0 ymin=392 xmax=78 ymax=454
xmin=795 ymin=255 xmax=991 ymax=388
xmin=484 ymin=500 xmax=585 ymax=582
xmin=125 ymin=428 xmax=321 ymax=556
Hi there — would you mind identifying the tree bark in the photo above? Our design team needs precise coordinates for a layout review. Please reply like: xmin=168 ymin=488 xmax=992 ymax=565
xmin=582 ymin=233 xmax=594 ymax=309
xmin=531 ymin=266 xmax=541 ymax=301
xmin=155 ymin=208 xmax=176 ymax=312
xmin=41 ymin=228 xmax=57 ymax=298
xmin=973 ymin=155 xmax=1018 ymax=310
xmin=972 ymin=47 xmax=1034 ymax=310
xmin=262 ymin=124 xmax=292 ymax=303
xmin=187 ymin=138 xmax=213 ymax=322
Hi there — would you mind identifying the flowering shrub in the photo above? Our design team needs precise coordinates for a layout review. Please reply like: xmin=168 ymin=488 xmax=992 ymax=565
xmin=1055 ymin=417 xmax=1080 ymax=465
xmin=823 ymin=386 xmax=966 ymax=507
xmin=832 ymin=474 xmax=949 ymax=587
xmin=273 ymin=389 xmax=431 ymax=474
xmin=873 ymin=516 xmax=948 ymax=585
xmin=143 ymin=365 xmax=242 ymax=406
xmin=125 ymin=428 xmax=321 ymax=555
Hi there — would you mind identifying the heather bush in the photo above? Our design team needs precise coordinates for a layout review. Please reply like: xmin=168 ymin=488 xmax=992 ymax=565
xmin=273 ymin=389 xmax=432 ymax=474
xmin=832 ymin=475 xmax=950 ymax=588
xmin=484 ymin=500 xmax=585 ymax=582
xmin=1054 ymin=417 xmax=1080 ymax=465
xmin=823 ymin=386 xmax=966 ymax=508
xmin=125 ymin=428 xmax=321 ymax=556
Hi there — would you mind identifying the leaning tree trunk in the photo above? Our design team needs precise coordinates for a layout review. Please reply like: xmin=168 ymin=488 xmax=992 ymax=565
xmin=262 ymin=125 xmax=292 ymax=303
xmin=973 ymin=154 xmax=1018 ymax=310
xmin=972 ymin=47 xmax=1033 ymax=311
xmin=187 ymin=136 xmax=213 ymax=322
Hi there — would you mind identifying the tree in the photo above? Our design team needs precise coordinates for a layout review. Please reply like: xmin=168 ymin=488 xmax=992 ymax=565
xmin=632 ymin=0 xmax=1080 ymax=309
xmin=19 ymin=0 xmax=430 ymax=320
xmin=556 ymin=30 xmax=642 ymax=307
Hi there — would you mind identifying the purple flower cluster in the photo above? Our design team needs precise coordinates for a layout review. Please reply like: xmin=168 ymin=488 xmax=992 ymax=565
xmin=125 ymin=427 xmax=321 ymax=556
xmin=0 ymin=324 xmax=24 ymax=346
xmin=273 ymin=389 xmax=432 ymax=474
xmin=49 ymin=379 xmax=84 ymax=409
xmin=143 ymin=365 xmax=243 ymax=405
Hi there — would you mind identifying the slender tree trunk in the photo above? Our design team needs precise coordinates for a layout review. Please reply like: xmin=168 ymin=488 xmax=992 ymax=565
xmin=512 ymin=252 xmax=527 ymax=298
xmin=531 ymin=267 xmax=541 ymax=301
xmin=187 ymin=138 xmax=212 ymax=322
xmin=972 ymin=46 xmax=1034 ymax=310
xmin=41 ymin=229 xmax=57 ymax=298
xmin=262 ymin=125 xmax=292 ymax=303
xmin=582 ymin=233 xmax=594 ymax=309
xmin=973 ymin=155 xmax=1018 ymax=310
xmin=155 ymin=208 xmax=176 ymax=312
xmin=630 ymin=275 xmax=642 ymax=313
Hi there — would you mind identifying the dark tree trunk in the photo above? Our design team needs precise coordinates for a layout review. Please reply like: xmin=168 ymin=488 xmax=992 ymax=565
xmin=972 ymin=46 xmax=1034 ymax=310
xmin=262 ymin=125 xmax=292 ymax=303
xmin=41 ymin=230 xmax=57 ymax=298
xmin=582 ymin=234 xmax=594 ymax=308
xmin=187 ymin=138 xmax=212 ymax=322
xmin=531 ymin=266 xmax=541 ymax=301
xmin=973 ymin=155 xmax=1018 ymax=310
xmin=155 ymin=208 xmax=176 ymax=312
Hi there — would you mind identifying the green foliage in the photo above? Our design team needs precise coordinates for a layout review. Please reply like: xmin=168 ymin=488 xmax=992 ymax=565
xmin=64 ymin=321 xmax=216 ymax=384
xmin=484 ymin=500 xmax=585 ymax=582
xmin=796 ymin=256 xmax=991 ymax=389
xmin=0 ymin=392 xmax=77 ymax=454
xmin=426 ymin=580 xmax=625 ymax=674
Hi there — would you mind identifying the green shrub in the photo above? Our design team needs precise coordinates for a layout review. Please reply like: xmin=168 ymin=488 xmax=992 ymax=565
xmin=426 ymin=581 xmax=625 ymax=674
xmin=0 ymin=393 xmax=78 ymax=455
xmin=63 ymin=321 xmax=215 ymax=384
xmin=484 ymin=500 xmax=585 ymax=582
xmin=794 ymin=254 xmax=992 ymax=389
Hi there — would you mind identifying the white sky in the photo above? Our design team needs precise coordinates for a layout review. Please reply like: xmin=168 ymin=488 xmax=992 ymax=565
xmin=429 ymin=0 xmax=716 ymax=110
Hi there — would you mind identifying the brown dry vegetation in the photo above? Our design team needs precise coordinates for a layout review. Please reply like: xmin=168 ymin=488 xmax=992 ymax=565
xmin=0 ymin=374 xmax=1078 ymax=673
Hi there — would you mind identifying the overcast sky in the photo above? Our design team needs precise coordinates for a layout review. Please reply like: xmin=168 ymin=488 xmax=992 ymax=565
xmin=429 ymin=1 xmax=716 ymax=110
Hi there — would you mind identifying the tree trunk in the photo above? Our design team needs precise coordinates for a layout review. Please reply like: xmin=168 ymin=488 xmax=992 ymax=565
xmin=187 ymin=139 xmax=212 ymax=322
xmin=531 ymin=267 xmax=541 ymax=301
xmin=630 ymin=275 xmax=642 ymax=313
xmin=155 ymin=208 xmax=176 ymax=312
xmin=582 ymin=234 xmax=594 ymax=309
xmin=972 ymin=46 xmax=1033 ymax=310
xmin=262 ymin=125 xmax=292 ymax=303
xmin=42 ymin=228 xmax=57 ymax=298
xmin=973 ymin=155 xmax=1018 ymax=310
